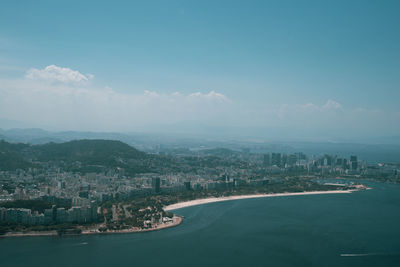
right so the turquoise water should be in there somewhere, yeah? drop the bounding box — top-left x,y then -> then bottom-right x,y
1,182 -> 400,267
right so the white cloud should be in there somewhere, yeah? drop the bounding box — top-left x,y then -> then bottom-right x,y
188,90 -> 229,102
26,65 -> 93,83
142,90 -> 229,103
323,99 -> 342,110
1,65 -> 398,138
298,99 -> 342,111
0,69 -> 231,131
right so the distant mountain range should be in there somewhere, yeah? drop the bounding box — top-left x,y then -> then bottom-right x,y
1,128 -> 400,163
1,127 -> 400,145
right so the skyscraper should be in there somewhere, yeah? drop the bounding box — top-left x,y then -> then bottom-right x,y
271,153 -> 281,167
350,156 -> 358,170
263,154 -> 270,167
152,177 -> 161,193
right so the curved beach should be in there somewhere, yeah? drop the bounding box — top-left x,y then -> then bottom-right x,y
164,190 -> 356,211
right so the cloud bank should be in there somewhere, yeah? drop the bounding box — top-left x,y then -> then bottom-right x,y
1,65 -> 232,132
0,65 -> 399,139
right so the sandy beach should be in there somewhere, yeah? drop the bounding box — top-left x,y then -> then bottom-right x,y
164,190 -> 356,211
3,189 -> 365,238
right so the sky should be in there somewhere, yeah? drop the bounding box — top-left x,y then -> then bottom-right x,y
0,0 -> 399,141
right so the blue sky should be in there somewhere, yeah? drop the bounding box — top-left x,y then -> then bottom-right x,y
0,0 -> 399,140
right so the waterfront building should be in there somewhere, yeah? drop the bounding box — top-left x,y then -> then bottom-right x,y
90,201 -> 98,222
29,213 -> 45,225
3,208 -> 31,224
0,207 -> 5,222
67,207 -> 79,223
44,208 -> 53,224
56,208 -> 66,224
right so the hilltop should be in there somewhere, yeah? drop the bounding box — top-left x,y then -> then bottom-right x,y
0,139 -> 171,175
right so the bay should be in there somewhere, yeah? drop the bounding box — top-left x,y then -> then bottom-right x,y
1,181 -> 399,267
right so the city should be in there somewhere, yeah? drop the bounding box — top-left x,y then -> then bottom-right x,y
1,138 -> 396,234
1,1 -> 400,266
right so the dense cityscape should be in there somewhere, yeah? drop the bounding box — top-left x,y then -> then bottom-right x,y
1,1 -> 400,266
0,139 -> 397,235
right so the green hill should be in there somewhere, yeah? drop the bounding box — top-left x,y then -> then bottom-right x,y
0,140 -> 33,171
0,139 -> 169,175
35,139 -> 147,162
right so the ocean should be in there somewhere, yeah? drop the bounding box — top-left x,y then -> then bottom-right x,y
1,181 -> 399,267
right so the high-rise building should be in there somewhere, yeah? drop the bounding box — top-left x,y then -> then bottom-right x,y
288,154 -> 297,166
343,158 -> 349,169
350,155 -> 358,170
90,201 -> 98,222
271,153 -> 281,167
325,155 -> 332,166
184,181 -> 191,190
263,154 -> 271,166
281,154 -> 288,168
296,152 -> 307,160
0,207 -> 5,222
152,177 -> 161,193
44,208 -> 53,224
72,197 -> 90,207
56,208 -> 66,224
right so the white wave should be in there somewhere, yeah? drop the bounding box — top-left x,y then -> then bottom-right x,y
341,252 -> 400,257
341,253 -> 371,257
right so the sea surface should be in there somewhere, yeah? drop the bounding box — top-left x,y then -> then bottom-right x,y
1,181 -> 400,267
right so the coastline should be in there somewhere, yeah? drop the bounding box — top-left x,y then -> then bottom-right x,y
164,189 -> 358,211
2,188 -> 366,238
1,215 -> 182,238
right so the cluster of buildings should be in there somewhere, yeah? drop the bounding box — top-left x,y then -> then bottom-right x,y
0,199 -> 98,225
0,150 -> 399,227
262,153 -> 363,174
263,152 -> 308,168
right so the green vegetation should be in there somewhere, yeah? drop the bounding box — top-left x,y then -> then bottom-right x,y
98,178 -> 350,231
0,140 -> 33,171
0,139 -> 177,175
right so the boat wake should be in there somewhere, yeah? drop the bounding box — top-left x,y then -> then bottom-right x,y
341,253 -> 374,257
341,252 -> 400,257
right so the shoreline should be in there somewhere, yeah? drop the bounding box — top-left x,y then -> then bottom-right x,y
2,187 -> 367,238
164,189 -> 359,211
1,215 -> 182,238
